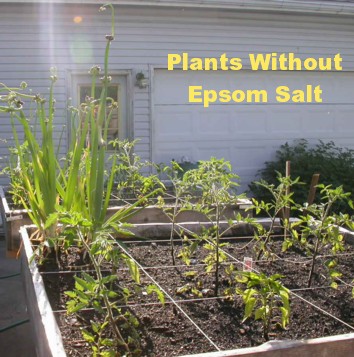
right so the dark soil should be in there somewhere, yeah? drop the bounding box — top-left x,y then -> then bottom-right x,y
39,238 -> 354,356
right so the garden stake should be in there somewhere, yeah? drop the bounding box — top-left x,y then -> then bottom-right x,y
307,173 -> 320,205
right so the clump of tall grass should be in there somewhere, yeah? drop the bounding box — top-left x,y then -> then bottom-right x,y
0,73 -> 59,242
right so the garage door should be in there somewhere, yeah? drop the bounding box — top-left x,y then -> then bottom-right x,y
152,69 -> 354,192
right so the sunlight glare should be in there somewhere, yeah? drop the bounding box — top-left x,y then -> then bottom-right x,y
73,16 -> 83,24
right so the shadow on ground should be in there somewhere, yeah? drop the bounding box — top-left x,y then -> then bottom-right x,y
0,238 -> 36,356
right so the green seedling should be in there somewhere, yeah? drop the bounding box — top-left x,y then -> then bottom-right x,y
183,270 -> 198,279
236,271 -> 290,341
176,283 -> 203,298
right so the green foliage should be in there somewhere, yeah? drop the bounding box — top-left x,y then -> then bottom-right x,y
146,285 -> 165,305
176,269 -> 205,298
184,157 -> 239,206
177,235 -> 200,266
158,160 -> 194,265
176,282 -> 203,298
62,211 -> 163,357
175,160 -> 199,179
1,3 -> 159,253
0,3 -> 123,248
1,142 -> 31,207
111,139 -> 164,204
57,120 -> 163,356
203,236 -> 229,273
2,5 -> 164,355
249,139 -> 354,213
251,175 -> 301,260
287,184 -> 352,287
64,224 -> 140,355
0,69 -> 60,241
235,271 -> 290,341
178,158 -> 253,296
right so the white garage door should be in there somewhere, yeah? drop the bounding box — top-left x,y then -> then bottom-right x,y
152,69 -> 354,192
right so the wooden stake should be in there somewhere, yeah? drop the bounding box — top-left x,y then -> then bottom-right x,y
307,174 -> 320,205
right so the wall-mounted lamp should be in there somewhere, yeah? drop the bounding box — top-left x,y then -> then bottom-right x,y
135,72 -> 148,89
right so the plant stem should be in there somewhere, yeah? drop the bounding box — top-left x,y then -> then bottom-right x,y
264,294 -> 273,341
214,202 -> 220,296
257,215 -> 276,261
170,194 -> 178,266
307,201 -> 332,287
307,234 -> 320,287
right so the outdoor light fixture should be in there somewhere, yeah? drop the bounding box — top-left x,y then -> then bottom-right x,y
136,72 -> 148,89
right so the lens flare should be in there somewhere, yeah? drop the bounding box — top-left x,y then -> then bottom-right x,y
73,16 -> 83,24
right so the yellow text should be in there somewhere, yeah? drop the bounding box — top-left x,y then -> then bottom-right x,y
189,86 -> 268,108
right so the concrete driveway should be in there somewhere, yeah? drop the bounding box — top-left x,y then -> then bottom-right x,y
0,238 -> 36,356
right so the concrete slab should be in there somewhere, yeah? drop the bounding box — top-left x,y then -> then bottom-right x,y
0,238 -> 36,356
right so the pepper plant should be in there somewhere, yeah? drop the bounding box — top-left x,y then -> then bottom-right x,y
235,271 -> 290,341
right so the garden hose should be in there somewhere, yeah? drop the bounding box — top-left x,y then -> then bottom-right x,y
0,271 -> 28,333
0,319 -> 30,333
0,272 -> 20,279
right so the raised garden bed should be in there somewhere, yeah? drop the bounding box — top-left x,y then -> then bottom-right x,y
20,224 -> 354,357
1,185 -> 251,257
0,186 -> 32,257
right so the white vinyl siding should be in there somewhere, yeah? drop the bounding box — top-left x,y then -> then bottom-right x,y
0,3 -> 354,187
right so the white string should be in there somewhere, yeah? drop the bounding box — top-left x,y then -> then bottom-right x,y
111,233 -> 221,351
52,283 -> 350,314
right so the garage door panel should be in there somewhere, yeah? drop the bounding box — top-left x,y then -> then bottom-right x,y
333,107 -> 354,134
232,146 -> 272,170
304,108 -> 335,132
154,108 -> 194,139
333,76 -> 354,98
198,111 -> 231,135
231,109 -> 268,134
267,108 -> 302,133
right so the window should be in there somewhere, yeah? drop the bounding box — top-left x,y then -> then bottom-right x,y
70,74 -> 129,149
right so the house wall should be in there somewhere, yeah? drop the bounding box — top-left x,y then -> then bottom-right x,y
1,3 -> 354,188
